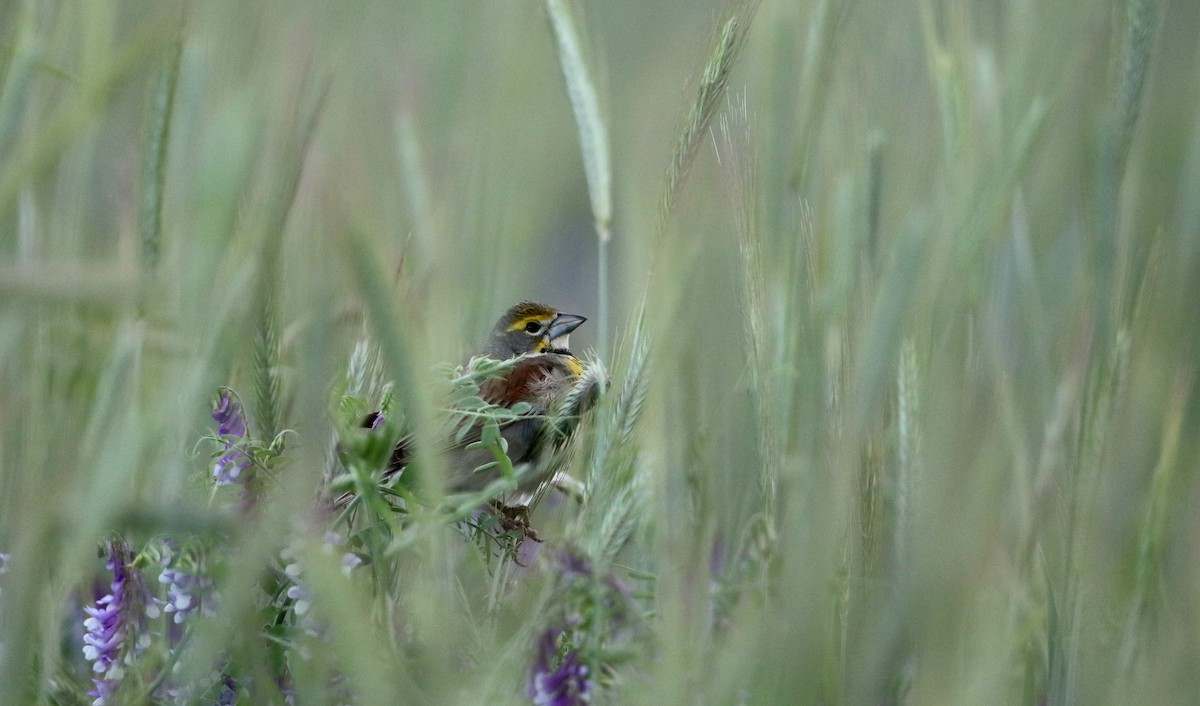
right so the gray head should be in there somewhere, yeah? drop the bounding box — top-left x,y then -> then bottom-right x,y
482,301 -> 586,358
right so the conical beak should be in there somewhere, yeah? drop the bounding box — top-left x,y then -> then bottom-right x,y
547,313 -> 586,348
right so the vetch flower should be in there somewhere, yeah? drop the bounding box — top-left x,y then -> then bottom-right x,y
159,565 -> 216,625
283,565 -> 311,619
212,389 -> 253,485
340,552 -> 364,576
526,548 -> 637,704
554,547 -> 631,629
280,544 -> 321,638
218,675 -> 238,705
82,541 -> 152,706
280,531 -> 360,640
528,628 -> 591,706
556,548 -> 593,580
158,540 -> 217,616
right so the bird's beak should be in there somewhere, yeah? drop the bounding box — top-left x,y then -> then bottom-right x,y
547,313 -> 586,349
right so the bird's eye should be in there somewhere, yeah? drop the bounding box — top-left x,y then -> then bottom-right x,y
524,321 -> 542,334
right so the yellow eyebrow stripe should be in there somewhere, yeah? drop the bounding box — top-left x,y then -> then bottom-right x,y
508,315 -> 547,332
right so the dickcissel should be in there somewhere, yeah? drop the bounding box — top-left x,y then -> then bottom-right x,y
355,301 -> 594,501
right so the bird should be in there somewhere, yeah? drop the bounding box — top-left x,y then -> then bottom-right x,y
347,301 -> 597,504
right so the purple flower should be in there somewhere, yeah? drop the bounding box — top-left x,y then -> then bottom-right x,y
159,565 -> 215,624
556,549 -> 593,579
281,545 -> 321,638
212,390 -> 253,485
554,548 -> 630,627
340,551 -> 364,576
528,629 -> 591,706
83,542 -> 151,706
218,676 -> 238,705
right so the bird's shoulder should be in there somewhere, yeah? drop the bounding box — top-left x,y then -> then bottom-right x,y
475,352 -> 583,409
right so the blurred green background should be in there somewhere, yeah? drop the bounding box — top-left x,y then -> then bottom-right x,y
2,0 -> 1200,703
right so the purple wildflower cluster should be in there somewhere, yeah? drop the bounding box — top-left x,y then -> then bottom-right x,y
212,389 -> 253,485
556,549 -> 631,627
281,532 -> 362,639
526,549 -> 637,705
281,555 -> 313,629
159,562 -> 216,625
82,542 -> 152,706
529,628 -> 591,706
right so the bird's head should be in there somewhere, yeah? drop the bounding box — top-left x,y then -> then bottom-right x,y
484,301 -> 586,358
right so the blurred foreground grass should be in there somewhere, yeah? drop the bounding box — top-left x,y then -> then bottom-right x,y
1,0 -> 1199,704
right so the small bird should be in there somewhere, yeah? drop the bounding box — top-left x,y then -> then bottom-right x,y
354,301 -> 595,501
